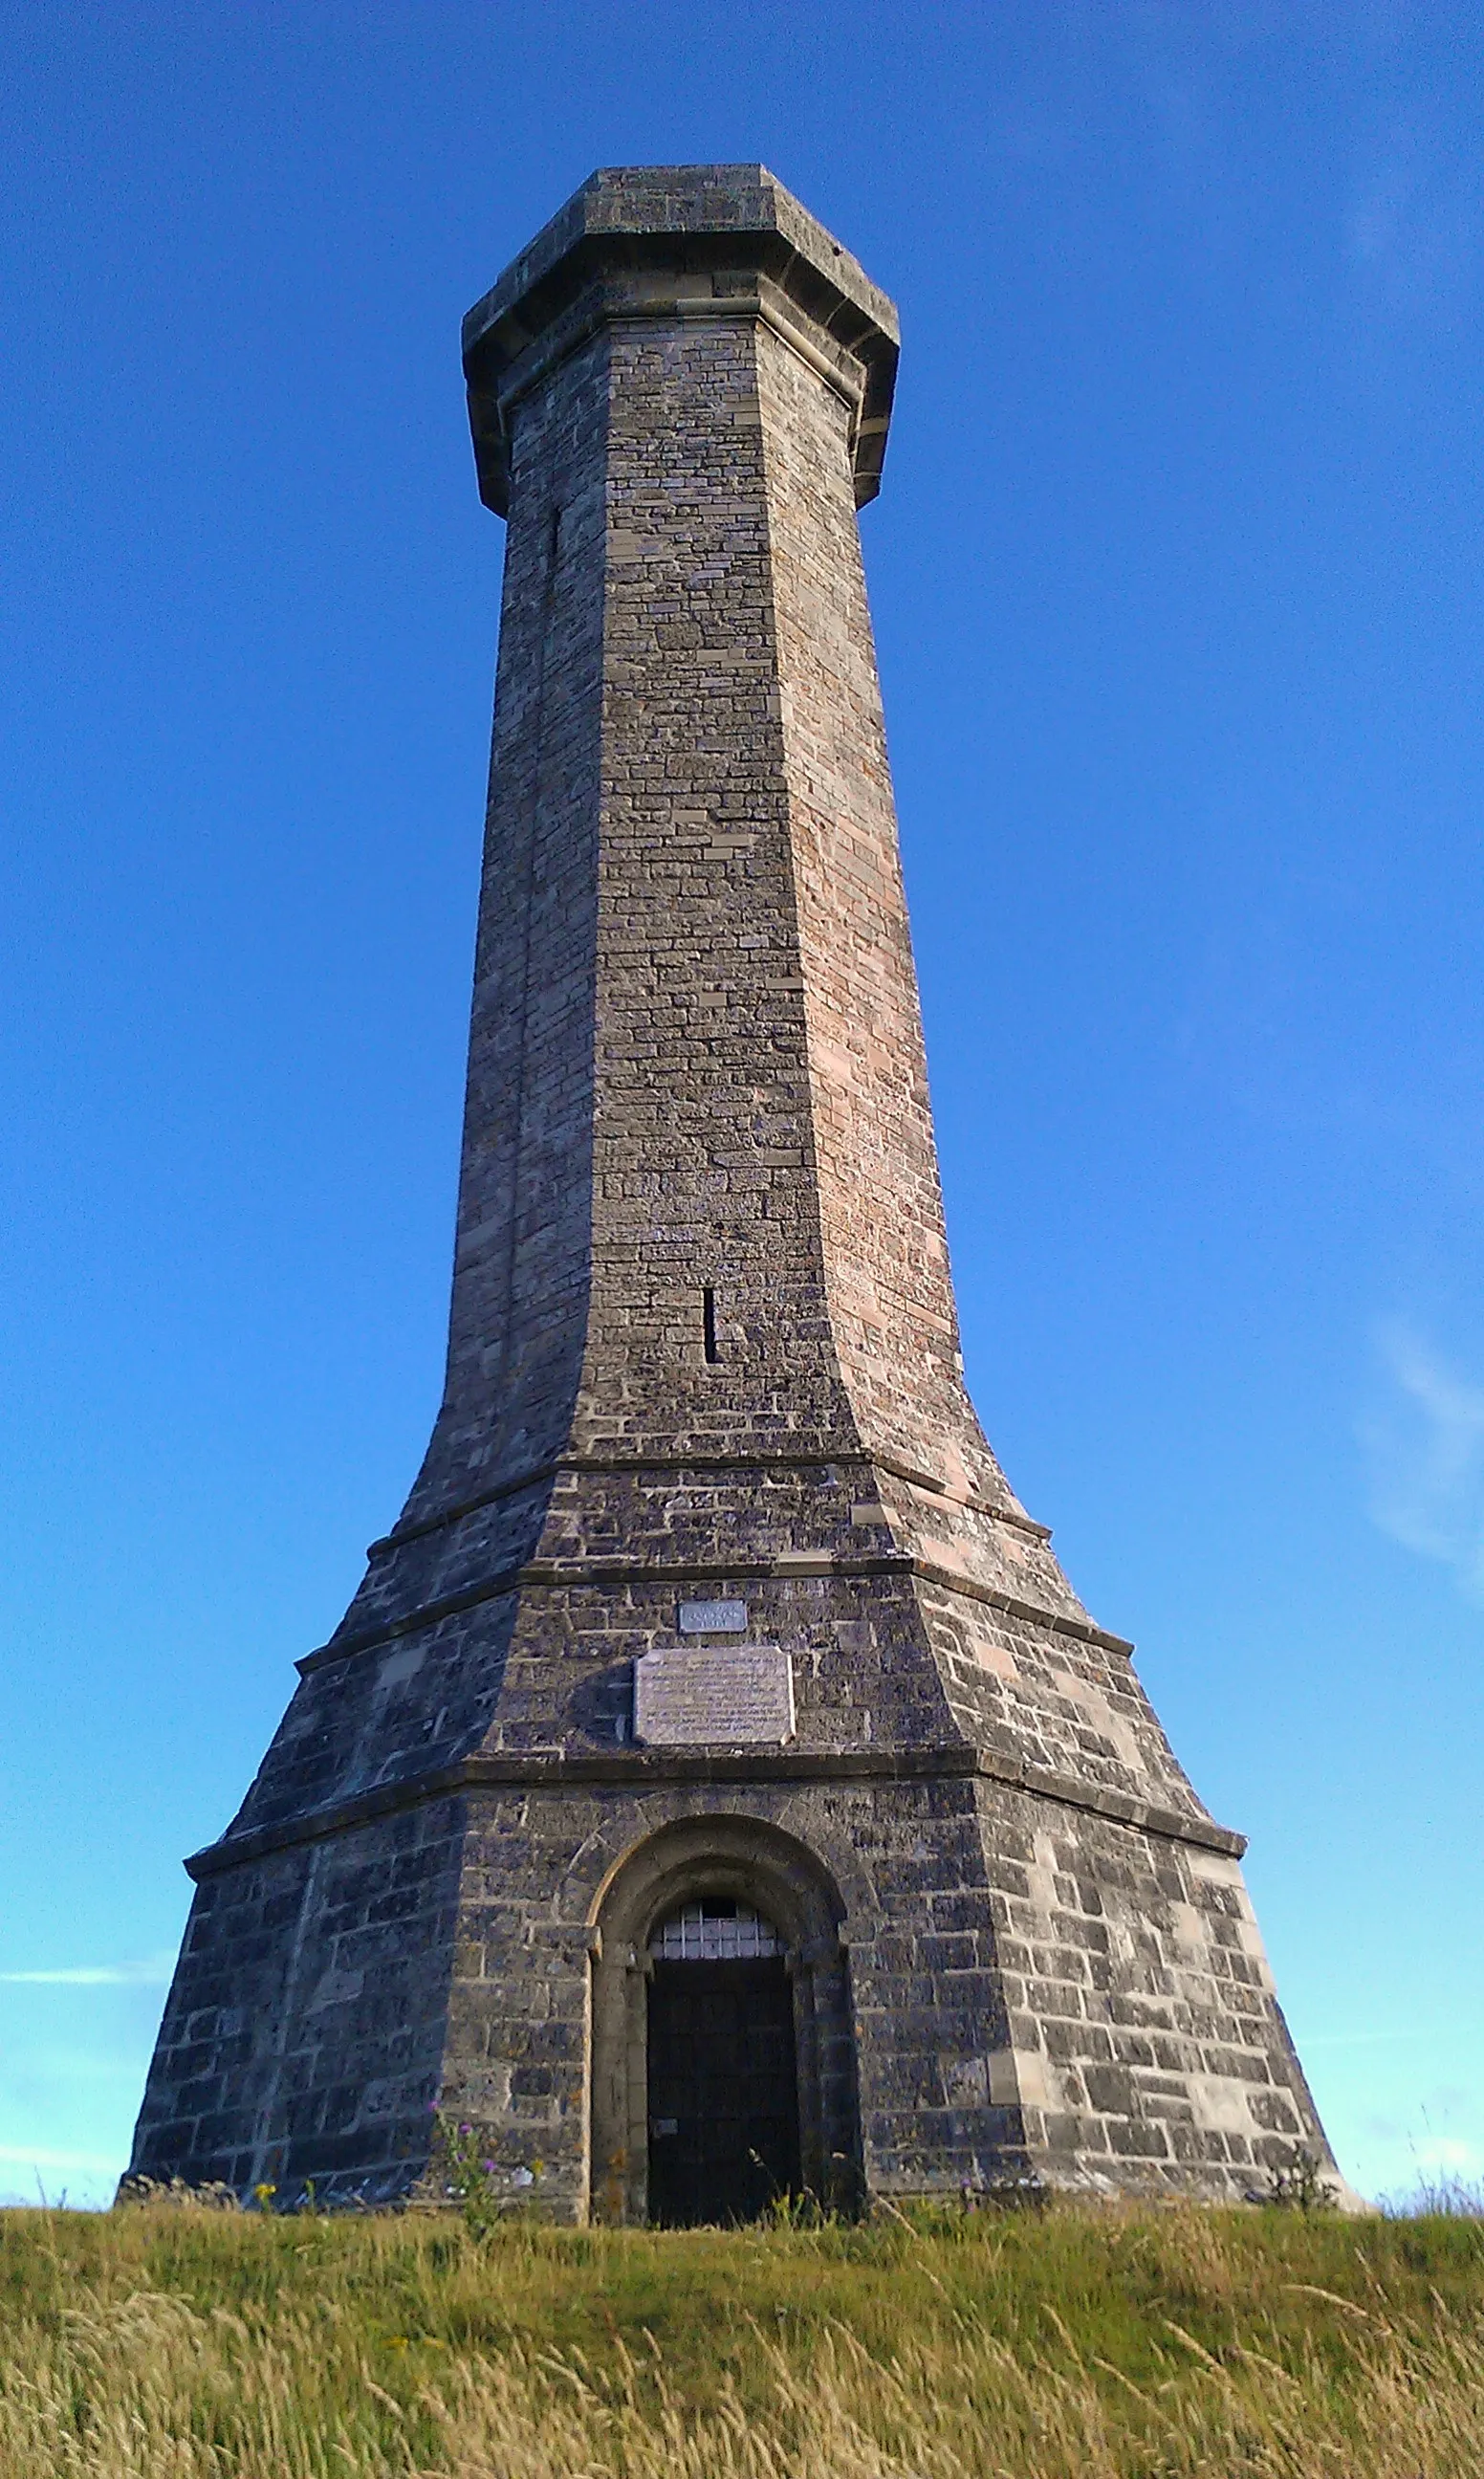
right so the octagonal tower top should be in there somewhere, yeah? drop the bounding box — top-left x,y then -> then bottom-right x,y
462,164 -> 900,516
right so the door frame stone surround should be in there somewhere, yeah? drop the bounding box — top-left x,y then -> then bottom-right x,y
587,1814 -> 861,2225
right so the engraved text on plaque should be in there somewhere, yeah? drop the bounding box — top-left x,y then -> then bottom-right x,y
678,1598 -> 748,1634
633,1647 -> 796,1746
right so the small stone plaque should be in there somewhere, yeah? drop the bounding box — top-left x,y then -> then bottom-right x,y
634,1647 -> 795,1746
678,1597 -> 748,1634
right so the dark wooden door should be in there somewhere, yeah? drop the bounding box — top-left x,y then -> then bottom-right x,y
646,1956 -> 800,2227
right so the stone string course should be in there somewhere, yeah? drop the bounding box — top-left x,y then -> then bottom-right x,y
128,165 -> 1339,2215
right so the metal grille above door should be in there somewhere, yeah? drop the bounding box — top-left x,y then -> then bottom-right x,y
649,1899 -> 782,1963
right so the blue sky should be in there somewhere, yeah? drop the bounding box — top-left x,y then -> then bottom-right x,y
2,1 -> 1480,2207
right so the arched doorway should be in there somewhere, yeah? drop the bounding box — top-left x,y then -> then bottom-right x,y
645,1898 -> 800,2227
587,1815 -> 862,2227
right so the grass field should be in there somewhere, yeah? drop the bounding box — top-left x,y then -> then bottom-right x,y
2,2195 -> 1482,2475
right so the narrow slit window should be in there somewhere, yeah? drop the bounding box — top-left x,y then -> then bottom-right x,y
703,1286 -> 720,1364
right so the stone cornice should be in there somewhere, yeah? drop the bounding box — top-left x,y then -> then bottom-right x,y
366,1446 -> 1052,1561
462,165 -> 899,515
186,1742 -> 1245,1883
298,1548 -> 1133,1678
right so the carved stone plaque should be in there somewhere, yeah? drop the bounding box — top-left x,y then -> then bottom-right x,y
634,1647 -> 795,1746
678,1597 -> 748,1634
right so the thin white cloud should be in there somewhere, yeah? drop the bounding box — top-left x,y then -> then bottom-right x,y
0,1956 -> 173,1988
1346,112 -> 1482,320
1300,2028 -> 1432,2048
0,2143 -> 123,2175
1362,1321 -> 1484,1602
1401,2135 -> 1483,2179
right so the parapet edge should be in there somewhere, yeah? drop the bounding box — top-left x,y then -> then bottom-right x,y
462,164 -> 899,516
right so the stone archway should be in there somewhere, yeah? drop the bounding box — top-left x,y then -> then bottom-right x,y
587,1815 -> 862,2226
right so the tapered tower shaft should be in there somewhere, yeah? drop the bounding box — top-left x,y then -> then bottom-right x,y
412,170 -> 1002,1526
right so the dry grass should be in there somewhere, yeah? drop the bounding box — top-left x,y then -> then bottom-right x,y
1,2196 -> 1481,2475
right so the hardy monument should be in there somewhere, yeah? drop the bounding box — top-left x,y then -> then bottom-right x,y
129,166 -> 1339,2220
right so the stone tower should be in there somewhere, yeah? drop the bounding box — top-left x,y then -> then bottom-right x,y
129,166 -> 1340,2219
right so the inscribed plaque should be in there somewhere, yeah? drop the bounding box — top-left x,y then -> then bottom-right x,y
634,1647 -> 795,1746
678,1597 -> 748,1634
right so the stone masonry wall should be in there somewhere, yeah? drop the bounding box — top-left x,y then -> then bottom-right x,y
755,312 -> 1014,1510
432,1764 -> 1327,2208
572,308 -> 860,1459
972,1781 -> 1328,2195
400,323 -> 610,1525
129,1797 -> 466,2201
134,1758 -> 1320,2210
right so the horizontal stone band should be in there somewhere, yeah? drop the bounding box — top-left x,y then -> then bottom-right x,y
297,1550 -> 1133,1677
185,1740 -> 1245,1883
365,1450 -> 1053,1561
